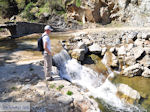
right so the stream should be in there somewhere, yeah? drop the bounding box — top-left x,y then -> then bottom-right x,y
0,33 -> 149,112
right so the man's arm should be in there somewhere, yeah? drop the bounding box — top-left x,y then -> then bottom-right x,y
44,42 -> 51,55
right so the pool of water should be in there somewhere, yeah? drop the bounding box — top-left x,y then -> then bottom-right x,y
112,75 -> 150,112
0,33 -> 70,65
89,54 -> 150,112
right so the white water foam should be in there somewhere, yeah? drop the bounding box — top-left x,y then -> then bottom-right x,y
53,50 -> 143,112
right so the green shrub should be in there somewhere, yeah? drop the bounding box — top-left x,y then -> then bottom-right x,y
36,2 -> 50,17
67,90 -> 73,96
11,86 -> 17,90
76,0 -> 81,7
57,85 -> 64,91
22,2 -> 36,20
49,84 -> 55,89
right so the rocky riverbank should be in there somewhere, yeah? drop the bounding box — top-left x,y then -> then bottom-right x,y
0,60 -> 99,112
61,28 -> 150,78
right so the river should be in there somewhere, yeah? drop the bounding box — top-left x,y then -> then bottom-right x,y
0,33 -> 150,112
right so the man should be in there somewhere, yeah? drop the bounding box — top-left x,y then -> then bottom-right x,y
42,25 -> 53,81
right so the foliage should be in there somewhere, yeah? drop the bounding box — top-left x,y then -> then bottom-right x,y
0,28 -> 3,32
15,0 -> 26,11
49,0 -> 66,15
76,0 -> 81,7
0,0 -> 18,18
11,86 -> 17,90
57,85 -> 64,91
22,2 -> 36,21
36,2 -> 50,17
49,84 -> 56,89
67,90 -> 73,95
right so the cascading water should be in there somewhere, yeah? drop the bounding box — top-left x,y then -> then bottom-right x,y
53,50 -> 144,112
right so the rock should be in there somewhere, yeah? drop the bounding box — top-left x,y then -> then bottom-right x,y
101,47 -> 107,56
111,54 -> 119,68
118,0 -> 128,9
139,55 -> 150,68
10,16 -> 16,21
100,7 -> 111,25
126,43 -> 134,51
117,83 -> 141,104
71,49 -> 86,61
133,46 -> 146,61
76,42 -> 87,49
118,46 -> 126,56
142,67 -> 150,78
123,63 -> 143,77
145,34 -> 150,40
89,43 -> 102,53
74,100 -> 91,112
21,84 -> 31,91
110,47 -> 117,56
33,82 -> 48,95
30,7 -> 39,14
127,32 -> 138,41
137,32 -> 142,39
125,56 -> 136,66
110,47 -> 115,53
57,95 -> 73,105
82,39 -> 93,46
144,47 -> 150,56
134,39 -> 144,46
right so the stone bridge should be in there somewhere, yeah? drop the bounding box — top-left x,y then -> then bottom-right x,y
0,22 -> 46,38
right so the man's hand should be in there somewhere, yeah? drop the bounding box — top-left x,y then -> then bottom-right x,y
44,42 -> 51,55
48,51 -> 51,55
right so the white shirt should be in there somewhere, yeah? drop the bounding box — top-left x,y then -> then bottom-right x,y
42,32 -> 51,54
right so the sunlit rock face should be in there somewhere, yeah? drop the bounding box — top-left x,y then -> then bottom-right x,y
65,0 -> 150,26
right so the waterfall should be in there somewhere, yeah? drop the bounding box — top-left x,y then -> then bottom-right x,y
53,50 -> 143,112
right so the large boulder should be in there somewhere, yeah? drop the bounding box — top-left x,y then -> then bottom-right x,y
117,83 -> 141,104
123,63 -> 143,77
142,67 -> 150,78
71,49 -> 86,61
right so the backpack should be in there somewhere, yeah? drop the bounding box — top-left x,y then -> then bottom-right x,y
37,35 -> 45,51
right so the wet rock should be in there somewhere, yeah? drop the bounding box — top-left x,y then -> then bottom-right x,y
142,67 -> 150,78
76,42 -> 86,49
123,63 -> 143,77
71,49 -> 86,61
117,83 -> 141,104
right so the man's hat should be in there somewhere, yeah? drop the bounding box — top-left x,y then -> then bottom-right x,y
44,25 -> 53,31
